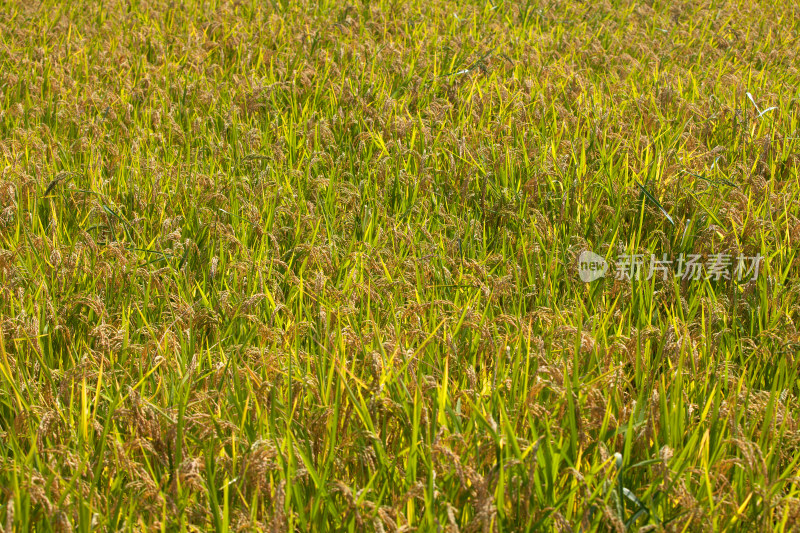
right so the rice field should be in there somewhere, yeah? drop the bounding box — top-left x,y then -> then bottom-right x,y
1,0 -> 800,530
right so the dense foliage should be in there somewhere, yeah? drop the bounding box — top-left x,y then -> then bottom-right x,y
1,0 -> 800,530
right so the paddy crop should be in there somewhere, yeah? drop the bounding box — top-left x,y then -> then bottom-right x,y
1,0 -> 800,530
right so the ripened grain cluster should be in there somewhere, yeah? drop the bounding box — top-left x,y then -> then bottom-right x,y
1,0 -> 800,530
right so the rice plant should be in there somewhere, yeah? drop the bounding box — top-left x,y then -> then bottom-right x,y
0,0 -> 799,530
